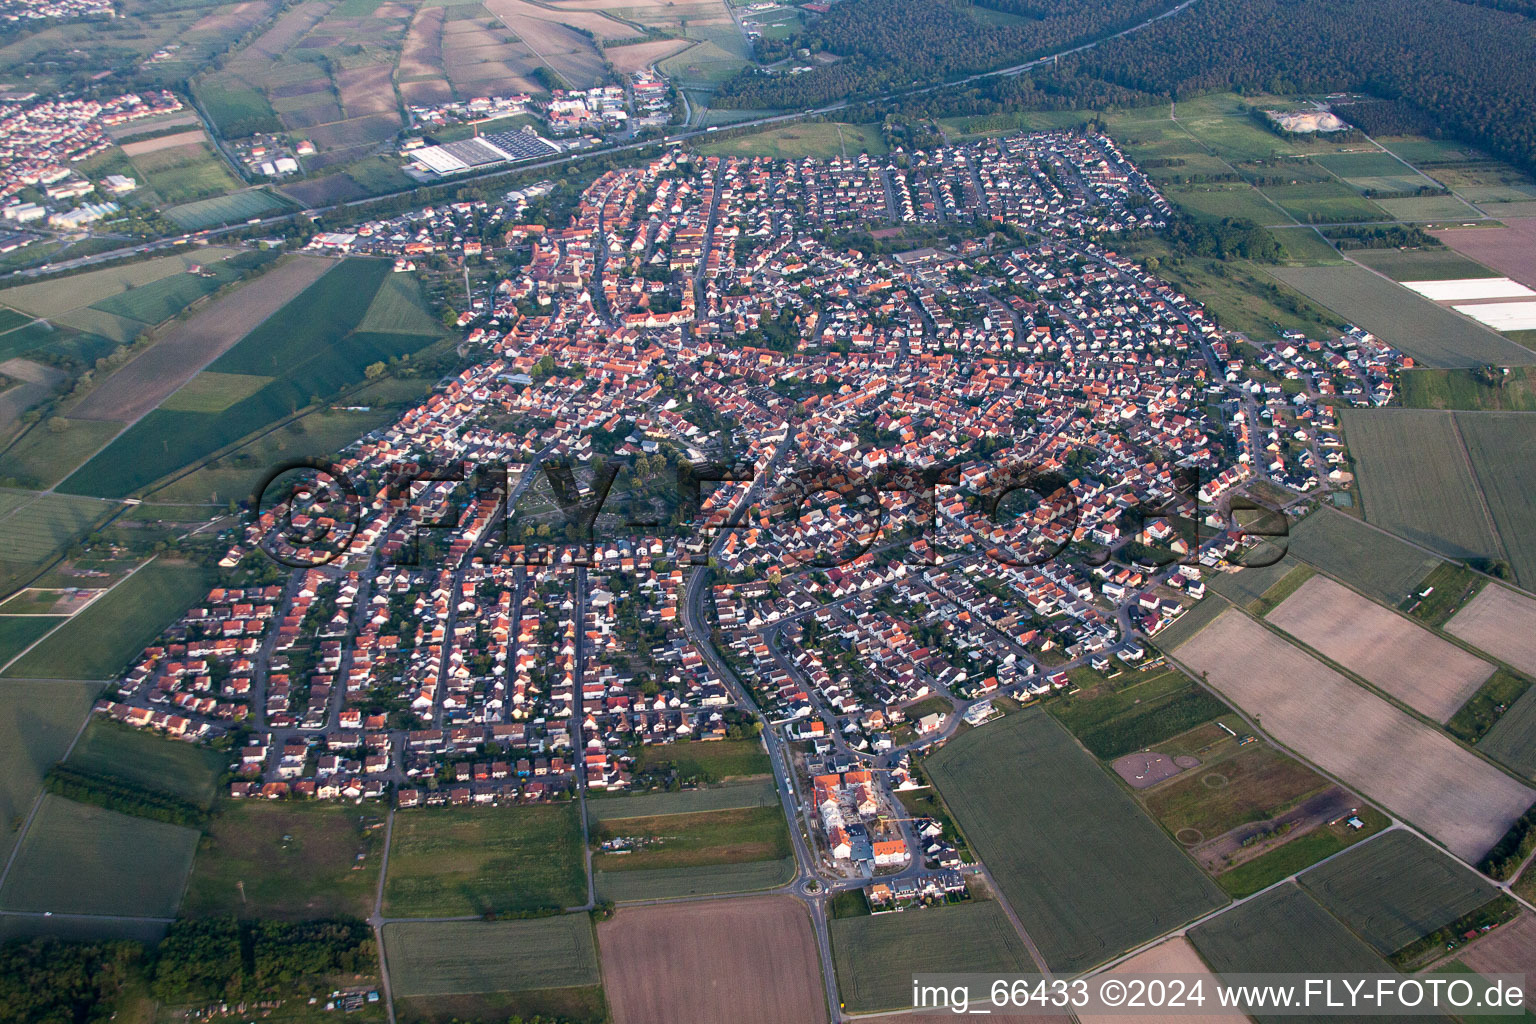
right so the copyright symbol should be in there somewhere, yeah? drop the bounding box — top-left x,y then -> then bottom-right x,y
1100,979 -> 1126,1007
252,459 -> 362,568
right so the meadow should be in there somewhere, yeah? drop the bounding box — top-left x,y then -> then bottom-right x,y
594,857 -> 794,902
1402,366 -> 1536,412
383,915 -> 600,996
65,717 -> 227,807
1143,742 -> 1331,847
2,561 -> 212,681
382,802 -> 586,917
1214,807 -> 1389,898
700,122 -> 888,160
633,736 -> 770,781
1298,830 -> 1500,957
586,777 -> 776,820
927,708 -> 1226,973
1046,668 -> 1230,760
60,258 -> 442,498
0,795 -> 199,917
828,900 -> 1032,1013
591,804 -> 790,872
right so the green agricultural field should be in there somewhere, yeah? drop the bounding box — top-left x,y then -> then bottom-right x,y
166,190 -> 291,231
1298,830 -> 1500,958
359,271 -> 452,336
158,372 -> 275,414
384,915 -> 600,997
60,259 -> 442,498
1144,743 -> 1332,846
129,142 -> 243,205
1342,409 -> 1504,564
0,795 -> 199,917
1287,508 -> 1444,606
1313,150 -> 1422,181
1477,685 -> 1536,780
0,491 -> 118,596
0,915 -> 170,945
1152,593 -> 1230,650
1402,367 -> 1536,412
634,737 -> 770,781
927,708 -> 1226,973
1381,138 -> 1488,164
3,561 -> 212,680
0,250 -> 238,318
1207,559 -> 1304,612
0,616 -> 62,665
594,857 -> 794,902
1271,227 -> 1344,264
700,122 -> 888,160
65,717 -> 227,808
1189,884 -> 1435,1024
184,800 -> 385,920
1262,181 -> 1387,223
87,251 -> 276,325
592,804 -> 790,873
1047,669 -> 1230,760
0,679 -> 98,862
1268,265 -> 1534,367
0,420 -> 125,490
1348,247 -> 1500,282
383,802 -> 586,917
1457,412 -> 1536,590
0,321 -> 116,365
1215,807 -> 1389,898
829,900 -> 1032,1013
586,777 -> 776,820
1165,183 -> 1285,224
1376,195 -> 1485,221
193,80 -> 282,137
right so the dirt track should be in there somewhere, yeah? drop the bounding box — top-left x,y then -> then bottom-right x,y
68,256 -> 332,424
1176,609 -> 1535,863
600,896 -> 824,1024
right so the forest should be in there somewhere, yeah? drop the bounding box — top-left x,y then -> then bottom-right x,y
718,0 -> 1536,176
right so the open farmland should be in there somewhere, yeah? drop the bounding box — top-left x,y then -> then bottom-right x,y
1266,574 -> 1494,721
1286,508 -> 1443,606
184,800 -> 384,920
166,190 -> 291,230
65,717 -> 226,808
828,900 -> 1033,1014
587,778 -> 776,820
594,858 -> 793,902
0,617 -> 62,665
591,804 -> 791,872
1175,609 -> 1536,862
382,802 -> 585,917
1142,741 -> 1333,849
927,708 -> 1226,973
600,896 -> 824,1024
1436,219 -> 1536,290
1460,913 -> 1536,1006
1188,883 -> 1436,1024
1342,409 -> 1504,564
0,795 -> 199,917
0,491 -> 116,597
384,916 -> 600,996
68,256 -> 333,425
0,249 -> 242,319
1077,937 -> 1249,1024
60,258 -> 441,499
1298,829 -> 1500,957
1448,585 -> 1536,677
1268,264 -> 1535,367
1402,366 -> 1536,412
1477,687 -> 1536,781
1456,412 -> 1536,589
0,680 -> 98,863
1046,667 -> 1230,759
1350,247 -> 1500,282
3,561 -> 211,681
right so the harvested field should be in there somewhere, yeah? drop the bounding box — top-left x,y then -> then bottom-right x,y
1342,409 -> 1503,564
604,38 -> 689,74
1268,264 -> 1535,367
1267,574 -> 1494,722
1446,585 -> 1536,677
1460,912 -> 1536,1006
483,0 -> 609,86
829,901 -> 1033,1014
120,129 -> 209,155
337,64 -> 402,119
1112,751 -> 1197,788
927,708 -> 1226,973
1078,937 -> 1249,1024
67,256 -> 333,425
1175,609 -> 1535,862
1436,219 -> 1536,290
1298,829 -> 1498,957
600,896 -> 823,1024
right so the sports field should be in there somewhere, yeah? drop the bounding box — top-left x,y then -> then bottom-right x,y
927,708 -> 1226,973
601,896 -> 824,1024
828,900 -> 1032,1013
382,802 -> 586,917
183,800 -> 384,919
384,915 -> 600,997
3,561 -> 212,680
1266,574 -> 1494,722
65,717 -> 227,807
166,190 -> 290,231
1298,830 -> 1499,957
1269,264 -> 1535,367
0,679 -> 98,862
0,794 -> 199,917
1176,609 -> 1535,862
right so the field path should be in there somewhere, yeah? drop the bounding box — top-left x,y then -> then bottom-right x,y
370,808 -> 399,1024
